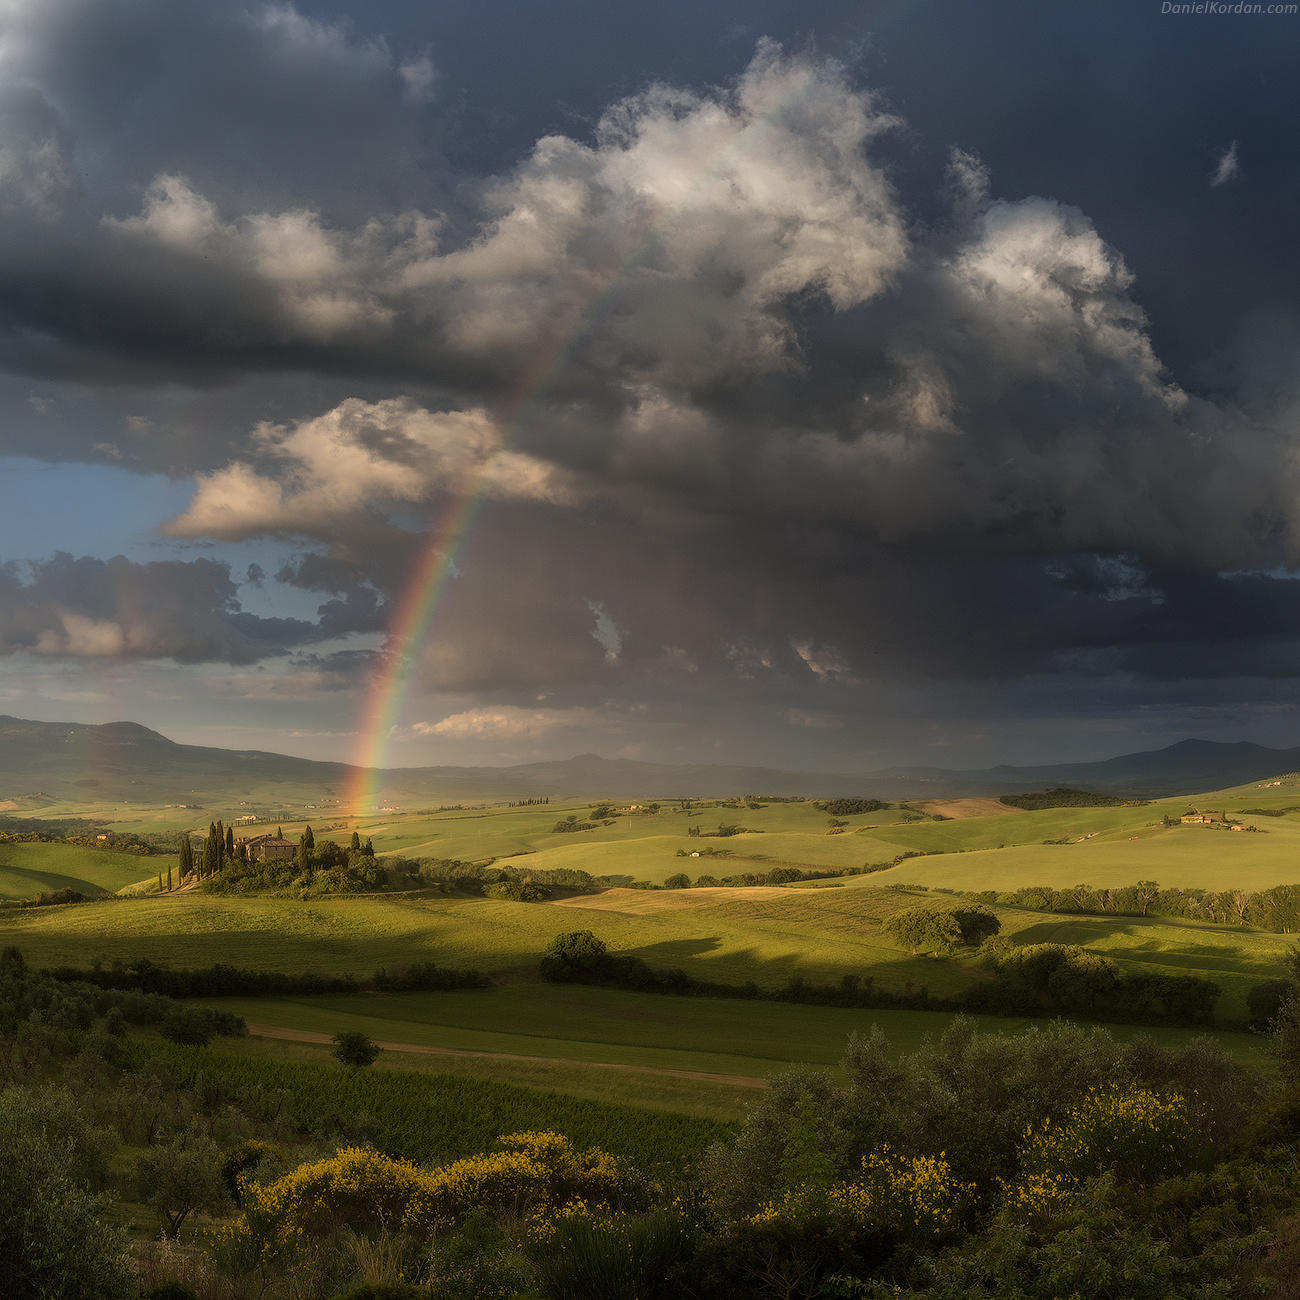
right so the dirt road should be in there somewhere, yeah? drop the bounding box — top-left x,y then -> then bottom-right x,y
244,1020 -> 771,1090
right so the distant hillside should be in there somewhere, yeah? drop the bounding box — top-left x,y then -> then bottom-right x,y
880,739 -> 1300,800
1,715 -> 1298,808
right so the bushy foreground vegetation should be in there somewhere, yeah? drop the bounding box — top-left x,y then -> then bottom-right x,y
10,922 -> 1300,1299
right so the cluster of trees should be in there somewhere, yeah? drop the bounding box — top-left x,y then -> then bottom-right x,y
812,797 -> 888,815
552,813 -> 602,833
198,825 -> 390,896
416,857 -> 602,899
658,850 -> 940,888
50,956 -> 489,999
537,930 -> 1221,1027
883,904 -> 1002,955
970,939 -> 1221,1023
998,786 -> 1139,810
0,816 -> 161,857
967,879 -> 1300,932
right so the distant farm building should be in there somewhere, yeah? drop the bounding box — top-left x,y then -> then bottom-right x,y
239,834 -> 297,862
1181,810 -> 1228,825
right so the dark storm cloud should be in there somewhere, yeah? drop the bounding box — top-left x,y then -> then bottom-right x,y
0,553 -> 324,663
0,0 -> 1298,735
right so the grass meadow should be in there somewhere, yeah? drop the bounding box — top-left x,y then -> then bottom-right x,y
5,782 -> 1297,1128
0,840 -> 157,898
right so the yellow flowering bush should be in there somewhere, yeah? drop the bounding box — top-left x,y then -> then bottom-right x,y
221,1130 -> 640,1268
996,1085 -> 1205,1225
1018,1085 -> 1202,1184
831,1147 -> 970,1240
411,1130 -> 636,1226
745,1146 -> 971,1246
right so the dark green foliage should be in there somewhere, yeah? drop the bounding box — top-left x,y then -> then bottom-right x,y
999,787 -> 1136,810
663,872 -> 692,889
0,1088 -> 136,1300
813,799 -> 888,816
0,949 -> 246,1043
220,1138 -> 277,1204
54,957 -> 489,998
1247,978 -> 1291,1030
949,904 -> 1001,946
526,1205 -> 698,1300
143,1284 -> 200,1300
706,1017 -> 1256,1217
976,941 -> 1221,1024
424,1211 -> 531,1299
764,866 -> 802,885
332,1030 -> 381,1068
540,930 -> 610,980
882,907 -> 963,955
136,1128 -> 227,1233
486,878 -> 551,902
330,1287 -> 426,1300
160,1008 -> 216,1046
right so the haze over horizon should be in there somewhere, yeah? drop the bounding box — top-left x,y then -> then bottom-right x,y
0,0 -> 1297,772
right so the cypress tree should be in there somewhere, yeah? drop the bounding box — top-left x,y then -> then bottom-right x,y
167,865 -> 173,890
224,825 -> 234,858
276,826 -> 284,840
363,837 -> 374,855
303,825 -> 315,851
203,825 -> 219,878
350,831 -> 361,851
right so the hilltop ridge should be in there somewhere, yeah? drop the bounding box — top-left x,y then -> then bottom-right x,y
3,714 -> 1300,806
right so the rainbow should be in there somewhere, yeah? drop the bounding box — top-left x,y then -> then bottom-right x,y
343,36 -> 891,812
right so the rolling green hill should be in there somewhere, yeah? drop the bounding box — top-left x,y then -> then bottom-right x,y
0,841 -> 156,898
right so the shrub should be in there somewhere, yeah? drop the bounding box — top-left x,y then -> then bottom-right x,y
1016,1085 -> 1204,1186
137,1128 -> 228,1234
142,1284 -> 200,1300
525,1203 -> 695,1300
332,1031 -> 381,1068
539,930 -> 610,981
0,1088 -> 136,1300
228,1132 -> 642,1257
161,1008 -> 216,1046
1248,978 -> 1292,1031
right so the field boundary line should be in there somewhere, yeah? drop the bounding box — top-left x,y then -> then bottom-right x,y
243,1020 -> 771,1089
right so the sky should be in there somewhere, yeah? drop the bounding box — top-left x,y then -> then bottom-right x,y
0,0 -> 1298,774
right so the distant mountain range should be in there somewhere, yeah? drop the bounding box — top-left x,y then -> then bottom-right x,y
1,715 -> 1298,809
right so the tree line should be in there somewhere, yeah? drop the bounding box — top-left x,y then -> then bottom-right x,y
967,879 -> 1300,931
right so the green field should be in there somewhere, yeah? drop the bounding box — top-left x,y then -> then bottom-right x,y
0,840 -> 156,899
5,784 -> 1297,1126
358,791 -> 1300,895
3,869 -> 1290,1022
201,980 -> 1269,1096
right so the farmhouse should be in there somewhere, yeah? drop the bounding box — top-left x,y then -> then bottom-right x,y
1181,809 -> 1228,825
238,834 -> 297,862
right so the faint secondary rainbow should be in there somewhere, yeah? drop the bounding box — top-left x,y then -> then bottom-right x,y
343,29 -> 907,812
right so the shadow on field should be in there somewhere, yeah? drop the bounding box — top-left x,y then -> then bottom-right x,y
627,937 -> 726,962
1012,918 -> 1276,975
